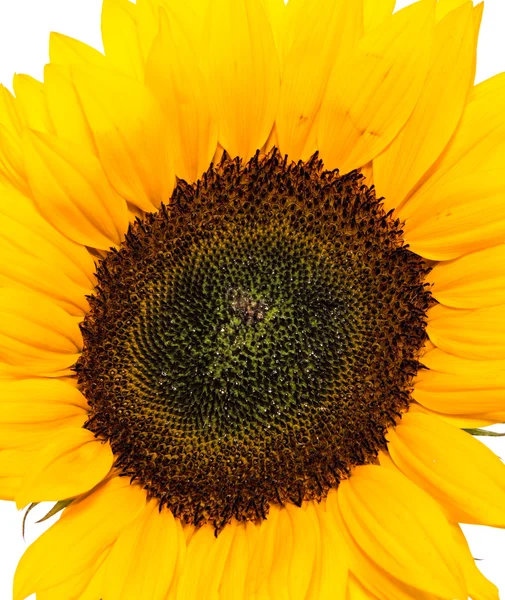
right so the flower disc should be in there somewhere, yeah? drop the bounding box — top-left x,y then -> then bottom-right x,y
77,152 -> 432,529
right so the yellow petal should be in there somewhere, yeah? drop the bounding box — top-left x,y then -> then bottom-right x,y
198,523 -> 239,599
337,465 -> 466,599
145,10 -> 218,182
0,86 -> 27,193
399,72 -> 505,260
0,84 -> 24,135
268,506 -> 292,600
328,489 -> 439,600
0,289 -> 82,375
308,500 -> 348,600
175,524 -> 219,600
203,0 -> 280,160
0,415 -> 86,451
134,0 -> 163,61
73,65 -> 174,212
23,129 -> 129,249
347,574 -> 381,600
0,476 -> 23,501
276,0 -> 362,162
430,244 -> 505,309
427,303 -> 505,360
0,448 -> 37,500
0,448 -> 36,478
415,348 -> 505,415
363,0 -> 396,32
44,64 -> 96,154
103,501 -> 182,600
244,507 -> 279,597
0,189 -> 96,290
12,75 -> 53,134
0,378 -> 87,425
49,32 -> 107,68
409,399 -> 505,429
136,0 -> 203,64
388,412 -> 505,526
76,547 -> 111,600
14,477 -> 146,600
219,522 -> 250,600
360,161 -> 373,187
0,362 -> 75,381
402,166 -> 505,261
413,406 -> 505,429
436,0 -> 471,22
339,468 -> 497,600
414,369 -> 505,417
101,0 -> 144,80
375,3 -> 477,212
272,502 -> 319,600
0,193 -> 95,315
24,133 -> 128,250
450,523 -> 499,600
36,548 -> 110,600
0,243 -> 91,316
137,0 -> 207,65
317,0 -> 435,174
0,123 -> 30,195
421,346 -> 505,375
261,0 -> 289,70
15,428 -> 113,509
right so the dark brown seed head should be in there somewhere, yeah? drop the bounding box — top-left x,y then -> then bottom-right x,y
76,150 -> 433,531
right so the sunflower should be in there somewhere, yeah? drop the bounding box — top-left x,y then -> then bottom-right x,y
1,0 -> 505,597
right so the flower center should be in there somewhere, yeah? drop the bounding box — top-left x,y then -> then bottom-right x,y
77,151 -> 432,530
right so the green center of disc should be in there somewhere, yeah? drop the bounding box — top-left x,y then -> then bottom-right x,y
77,151 -> 432,530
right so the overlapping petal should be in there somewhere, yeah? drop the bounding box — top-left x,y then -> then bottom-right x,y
49,32 -> 107,68
14,477 -> 146,600
400,72 -> 505,260
375,2 -> 478,211
23,130 -> 129,249
275,0 -> 362,162
203,0 -> 280,160
101,0 -> 144,80
414,348 -> 505,417
102,500 -> 184,600
145,10 -> 217,183
72,66 -> 174,212
430,244 -> 505,309
0,289 -> 82,376
15,427 -> 113,509
318,0 -> 435,174
44,64 -> 97,154
13,75 -> 53,134
336,465 -> 467,599
427,303 -> 505,360
0,189 -> 97,297
388,412 -> 505,526
0,379 -> 88,454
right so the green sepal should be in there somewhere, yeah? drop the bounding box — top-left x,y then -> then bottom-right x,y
22,502 -> 39,540
35,498 -> 75,524
22,498 -> 75,539
463,428 -> 505,437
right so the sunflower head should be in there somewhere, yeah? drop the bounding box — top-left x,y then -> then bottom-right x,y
1,0 -> 505,599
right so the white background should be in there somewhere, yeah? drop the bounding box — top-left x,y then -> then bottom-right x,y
0,0 -> 504,598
